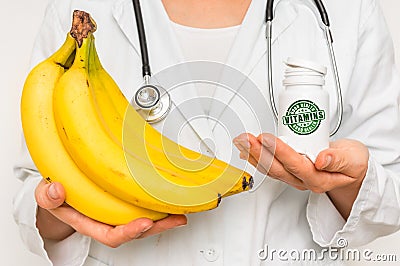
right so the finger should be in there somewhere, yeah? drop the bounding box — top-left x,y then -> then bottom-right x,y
247,153 -> 268,175
139,214 -> 187,239
258,134 -> 312,178
35,180 -> 66,210
237,147 -> 269,175
249,134 -> 306,189
258,135 -> 358,192
236,133 -> 275,172
50,205 -> 155,248
267,160 -> 306,189
315,140 -> 369,178
233,133 -> 253,151
234,133 -> 267,173
235,134 -> 307,190
234,135 -> 270,175
237,146 -> 307,189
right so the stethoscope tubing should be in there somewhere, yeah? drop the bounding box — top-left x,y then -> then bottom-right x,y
132,0 -> 151,78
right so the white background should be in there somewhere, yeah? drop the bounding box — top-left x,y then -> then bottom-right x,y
0,0 -> 399,265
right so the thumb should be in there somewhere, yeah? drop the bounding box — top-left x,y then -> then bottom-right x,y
35,180 -> 66,210
315,139 -> 369,179
315,149 -> 347,172
315,149 -> 360,178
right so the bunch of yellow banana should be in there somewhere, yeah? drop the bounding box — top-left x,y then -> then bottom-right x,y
21,10 -> 252,225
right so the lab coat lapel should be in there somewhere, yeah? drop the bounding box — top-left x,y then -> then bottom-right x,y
112,0 -> 216,152
111,0 -> 181,73
208,0 -> 298,126
227,0 -> 297,73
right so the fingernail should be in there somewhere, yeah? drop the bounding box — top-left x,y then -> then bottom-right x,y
261,135 -> 274,148
141,224 -> 153,234
323,155 -> 332,169
134,224 -> 152,239
233,141 -> 244,151
174,224 -> 187,228
233,138 -> 250,150
239,151 -> 248,160
48,183 -> 59,200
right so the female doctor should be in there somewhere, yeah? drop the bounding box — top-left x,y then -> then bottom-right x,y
13,0 -> 400,265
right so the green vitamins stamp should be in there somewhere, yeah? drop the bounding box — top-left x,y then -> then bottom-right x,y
282,100 -> 326,135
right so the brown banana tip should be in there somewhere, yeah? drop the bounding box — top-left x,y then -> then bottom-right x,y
242,176 -> 248,190
242,176 -> 254,190
249,176 -> 254,190
69,10 -> 97,47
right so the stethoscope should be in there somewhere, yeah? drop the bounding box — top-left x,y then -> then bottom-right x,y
131,0 -> 343,136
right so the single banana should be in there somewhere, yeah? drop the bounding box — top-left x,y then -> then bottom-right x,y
21,15 -> 167,225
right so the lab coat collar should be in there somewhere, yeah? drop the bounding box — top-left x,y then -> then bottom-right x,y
226,0 -> 297,73
112,0 -> 181,72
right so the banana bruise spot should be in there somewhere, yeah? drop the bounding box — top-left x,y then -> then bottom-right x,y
70,10 -> 97,47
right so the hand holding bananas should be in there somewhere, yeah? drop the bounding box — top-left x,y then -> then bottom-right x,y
34,179 -> 187,246
21,9 -> 252,234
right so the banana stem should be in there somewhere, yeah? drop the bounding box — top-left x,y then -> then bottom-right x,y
49,35 -> 76,68
69,10 -> 97,47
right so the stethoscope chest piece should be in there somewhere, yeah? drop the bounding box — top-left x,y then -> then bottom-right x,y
133,84 -> 171,124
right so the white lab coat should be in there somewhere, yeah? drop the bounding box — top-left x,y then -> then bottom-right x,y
13,0 -> 400,265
